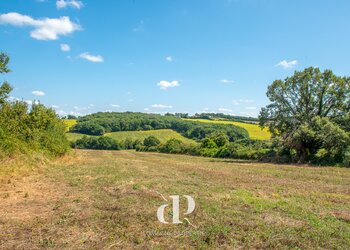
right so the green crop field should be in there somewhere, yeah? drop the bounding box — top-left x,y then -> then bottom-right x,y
2,150 -> 349,249
183,118 -> 271,140
66,129 -> 197,144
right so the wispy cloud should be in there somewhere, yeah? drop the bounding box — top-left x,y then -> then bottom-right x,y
157,80 -> 179,90
151,104 -> 173,109
32,90 -> 45,96
276,60 -> 298,69
220,79 -> 234,84
232,99 -> 254,105
246,106 -> 257,110
218,108 -> 233,113
110,104 -> 120,108
79,52 -> 104,63
0,12 -> 80,40
133,20 -> 144,32
56,0 -> 84,9
165,56 -> 173,62
60,43 -> 70,52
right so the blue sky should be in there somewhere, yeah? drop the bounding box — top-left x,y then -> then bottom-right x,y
1,0 -> 350,117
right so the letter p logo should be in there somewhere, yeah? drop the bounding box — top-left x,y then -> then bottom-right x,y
157,195 -> 195,224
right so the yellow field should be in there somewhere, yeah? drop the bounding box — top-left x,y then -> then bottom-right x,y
62,119 -> 77,132
183,118 -> 271,140
66,129 -> 197,144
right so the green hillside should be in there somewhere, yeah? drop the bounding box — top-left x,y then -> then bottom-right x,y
182,118 -> 271,140
66,129 -> 197,145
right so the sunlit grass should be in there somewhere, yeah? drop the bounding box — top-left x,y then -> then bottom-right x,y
182,118 -> 271,140
66,129 -> 197,144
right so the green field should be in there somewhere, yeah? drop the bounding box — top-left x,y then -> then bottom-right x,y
183,118 -> 271,140
1,150 -> 349,249
66,129 -> 197,144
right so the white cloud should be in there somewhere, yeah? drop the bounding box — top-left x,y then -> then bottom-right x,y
52,105 -> 60,108
276,60 -> 298,69
151,104 -> 173,109
32,90 -> 45,96
246,106 -> 257,110
110,104 -> 120,108
73,105 -> 94,111
60,43 -> 70,52
220,79 -> 234,84
79,52 -> 104,63
0,12 -> 80,40
56,0 -> 84,9
56,110 -> 67,116
157,80 -> 179,90
165,56 -> 173,62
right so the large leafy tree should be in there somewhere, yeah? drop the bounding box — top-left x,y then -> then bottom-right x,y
259,67 -> 350,163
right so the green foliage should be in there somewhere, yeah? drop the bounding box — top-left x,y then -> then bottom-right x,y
159,138 -> 185,154
343,147 -> 350,167
0,52 -> 69,158
73,136 -> 120,150
69,112 -> 249,142
0,102 -> 70,157
70,121 -> 105,135
143,136 -> 161,147
260,67 -> 350,165
210,132 -> 229,147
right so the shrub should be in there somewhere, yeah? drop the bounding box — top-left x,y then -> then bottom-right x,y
0,101 -> 70,157
70,122 -> 105,136
343,147 -> 350,167
159,138 -> 185,154
73,136 -> 120,150
143,136 -> 161,147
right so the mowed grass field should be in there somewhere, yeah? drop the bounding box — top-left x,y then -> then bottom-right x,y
1,150 -> 349,249
183,118 -> 271,140
66,129 -> 197,144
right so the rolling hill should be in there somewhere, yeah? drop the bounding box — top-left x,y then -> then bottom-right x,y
182,118 -> 271,140
66,129 -> 197,145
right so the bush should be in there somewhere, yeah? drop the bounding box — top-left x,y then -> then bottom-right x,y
73,136 -> 120,150
70,122 -> 105,136
0,101 -> 70,157
159,138 -> 185,154
144,136 -> 161,147
343,147 -> 350,167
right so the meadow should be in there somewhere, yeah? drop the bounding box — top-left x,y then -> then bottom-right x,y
183,118 -> 271,140
1,150 -> 349,249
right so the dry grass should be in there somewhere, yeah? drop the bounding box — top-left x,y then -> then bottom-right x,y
1,150 -> 350,249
